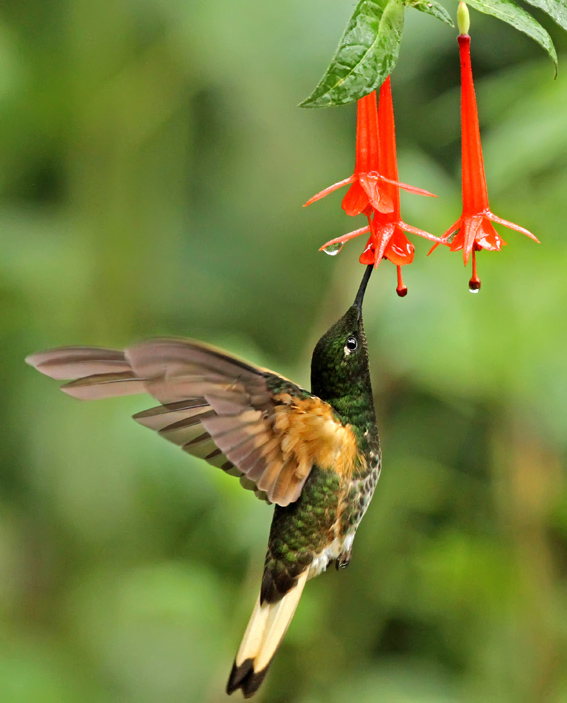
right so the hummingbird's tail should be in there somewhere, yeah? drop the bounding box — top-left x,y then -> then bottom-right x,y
227,569 -> 309,698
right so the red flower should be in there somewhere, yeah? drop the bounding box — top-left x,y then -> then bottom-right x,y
319,78 -> 440,296
304,90 -> 434,217
360,227 -> 415,297
429,26 -> 539,291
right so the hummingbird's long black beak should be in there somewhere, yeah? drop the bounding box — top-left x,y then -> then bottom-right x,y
354,265 -> 373,318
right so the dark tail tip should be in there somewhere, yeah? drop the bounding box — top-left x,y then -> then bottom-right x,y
226,658 -> 270,698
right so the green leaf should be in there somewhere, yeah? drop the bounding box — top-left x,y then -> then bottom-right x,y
408,0 -> 455,27
300,0 -> 405,109
521,0 -> 567,31
466,0 -> 557,71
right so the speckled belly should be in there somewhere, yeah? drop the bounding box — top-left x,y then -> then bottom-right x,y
308,456 -> 382,578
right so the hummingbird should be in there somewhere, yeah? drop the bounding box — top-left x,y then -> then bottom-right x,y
25,265 -> 381,698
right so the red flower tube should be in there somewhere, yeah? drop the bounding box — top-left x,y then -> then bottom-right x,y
430,4 -> 539,291
360,77 -> 440,295
305,90 -> 434,217
319,78 -> 441,296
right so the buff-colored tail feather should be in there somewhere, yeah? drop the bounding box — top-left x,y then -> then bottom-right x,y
226,570 -> 308,698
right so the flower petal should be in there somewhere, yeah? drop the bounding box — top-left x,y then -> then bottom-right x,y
384,228 -> 415,266
400,221 -> 443,243
369,221 -> 396,267
485,211 -> 540,243
449,229 -> 464,252
428,216 -> 462,255
319,224 -> 371,252
342,179 -> 372,216
358,174 -> 393,214
476,219 -> 506,251
304,176 -> 355,207
461,215 -> 483,265
359,238 -> 376,265
373,172 -> 436,198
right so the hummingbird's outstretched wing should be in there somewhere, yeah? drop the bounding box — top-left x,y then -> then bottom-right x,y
27,339 -> 355,507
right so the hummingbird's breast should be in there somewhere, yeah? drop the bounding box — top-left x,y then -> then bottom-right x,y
305,455 -> 380,578
344,428 -> 382,527
334,436 -> 381,556
261,410 -> 381,600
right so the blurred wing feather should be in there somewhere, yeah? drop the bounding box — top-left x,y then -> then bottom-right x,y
26,339 -> 358,506
25,347 -> 129,380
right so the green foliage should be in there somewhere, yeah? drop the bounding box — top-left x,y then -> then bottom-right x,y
409,0 -> 455,28
512,0 -> 567,32
466,0 -> 557,70
303,0 -> 561,107
300,0 -> 405,108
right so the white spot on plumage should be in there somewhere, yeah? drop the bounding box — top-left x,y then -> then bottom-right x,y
308,531 -> 356,579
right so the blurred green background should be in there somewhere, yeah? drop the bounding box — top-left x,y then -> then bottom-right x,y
1,1 -> 567,702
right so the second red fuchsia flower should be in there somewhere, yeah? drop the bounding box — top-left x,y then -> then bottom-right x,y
305,80 -> 439,296
429,2 -> 539,291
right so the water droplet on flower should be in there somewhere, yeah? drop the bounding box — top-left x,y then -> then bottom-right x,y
322,242 -> 344,256
469,278 -> 481,293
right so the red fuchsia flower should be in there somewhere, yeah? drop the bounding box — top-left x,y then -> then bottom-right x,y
304,90 -> 434,217
319,77 -> 441,296
429,3 -> 539,292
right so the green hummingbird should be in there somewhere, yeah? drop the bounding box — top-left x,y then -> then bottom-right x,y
26,265 -> 381,698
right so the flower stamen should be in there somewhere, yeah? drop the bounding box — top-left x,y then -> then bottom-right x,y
396,265 -> 408,297
469,247 -> 481,292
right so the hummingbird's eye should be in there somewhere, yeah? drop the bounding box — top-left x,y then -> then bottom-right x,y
345,336 -> 358,352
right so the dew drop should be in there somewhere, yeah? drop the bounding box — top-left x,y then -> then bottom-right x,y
396,285 -> 408,298
322,242 -> 344,256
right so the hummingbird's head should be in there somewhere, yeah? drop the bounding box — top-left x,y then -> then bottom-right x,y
311,266 -> 373,403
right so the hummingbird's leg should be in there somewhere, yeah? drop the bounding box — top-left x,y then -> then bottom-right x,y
336,548 -> 352,570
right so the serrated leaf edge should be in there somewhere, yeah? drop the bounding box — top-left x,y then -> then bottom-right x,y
300,0 -> 404,108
